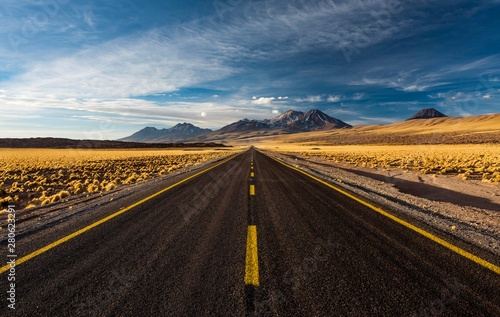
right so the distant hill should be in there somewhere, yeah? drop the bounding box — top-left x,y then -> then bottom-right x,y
406,108 -> 448,120
120,123 -> 212,143
0,138 -> 228,148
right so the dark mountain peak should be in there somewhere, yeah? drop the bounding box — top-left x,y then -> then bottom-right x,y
141,126 -> 159,132
119,123 -> 212,143
406,108 -> 448,120
217,118 -> 271,133
291,109 -> 352,130
273,109 -> 304,124
170,122 -> 211,133
172,122 -> 193,128
303,109 -> 328,120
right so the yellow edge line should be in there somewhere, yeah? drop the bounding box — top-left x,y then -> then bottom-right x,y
0,153 -> 241,274
267,154 -> 500,275
245,225 -> 259,286
249,185 -> 255,196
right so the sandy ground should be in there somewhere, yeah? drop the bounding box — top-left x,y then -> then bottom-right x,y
261,149 -> 500,256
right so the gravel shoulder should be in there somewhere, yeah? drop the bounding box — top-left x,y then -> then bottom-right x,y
260,149 -> 500,257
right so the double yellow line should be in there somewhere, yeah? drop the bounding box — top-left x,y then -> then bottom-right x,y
0,154 -> 240,274
267,153 -> 500,275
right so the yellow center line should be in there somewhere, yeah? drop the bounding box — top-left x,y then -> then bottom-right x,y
249,185 -> 255,196
245,225 -> 259,286
0,154 -> 241,275
250,172 -> 254,178
267,154 -> 500,275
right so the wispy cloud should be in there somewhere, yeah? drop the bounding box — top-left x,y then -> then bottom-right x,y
3,0 -> 426,100
352,92 -> 365,100
327,95 -> 342,102
82,10 -> 95,28
295,95 -> 323,103
4,29 -> 235,99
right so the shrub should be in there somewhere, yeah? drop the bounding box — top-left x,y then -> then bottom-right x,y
59,190 -> 70,199
87,184 -> 99,193
105,182 -> 117,191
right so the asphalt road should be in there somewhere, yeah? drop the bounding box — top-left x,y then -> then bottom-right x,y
1,148 -> 499,316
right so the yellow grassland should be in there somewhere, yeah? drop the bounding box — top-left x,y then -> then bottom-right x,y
0,148 -> 237,210
260,144 -> 500,183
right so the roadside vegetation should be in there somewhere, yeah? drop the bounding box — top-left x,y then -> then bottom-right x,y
268,144 -> 500,183
0,148 -> 235,211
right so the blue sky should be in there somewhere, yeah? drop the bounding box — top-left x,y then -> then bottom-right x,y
1,0 -> 499,139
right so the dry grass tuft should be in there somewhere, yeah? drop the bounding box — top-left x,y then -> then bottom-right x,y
0,148 -> 236,210
266,144 -> 500,182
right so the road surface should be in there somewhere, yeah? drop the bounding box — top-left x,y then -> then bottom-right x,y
1,148 -> 499,316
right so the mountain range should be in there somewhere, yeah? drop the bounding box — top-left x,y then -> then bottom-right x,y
119,123 -> 212,143
120,108 -> 449,143
121,109 -> 352,143
215,109 -> 352,134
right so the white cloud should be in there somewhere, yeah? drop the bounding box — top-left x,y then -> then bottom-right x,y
277,96 -> 288,100
402,85 -> 428,92
272,109 -> 279,114
0,94 -> 279,133
327,95 -> 342,102
482,94 -> 492,99
252,97 -> 275,105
